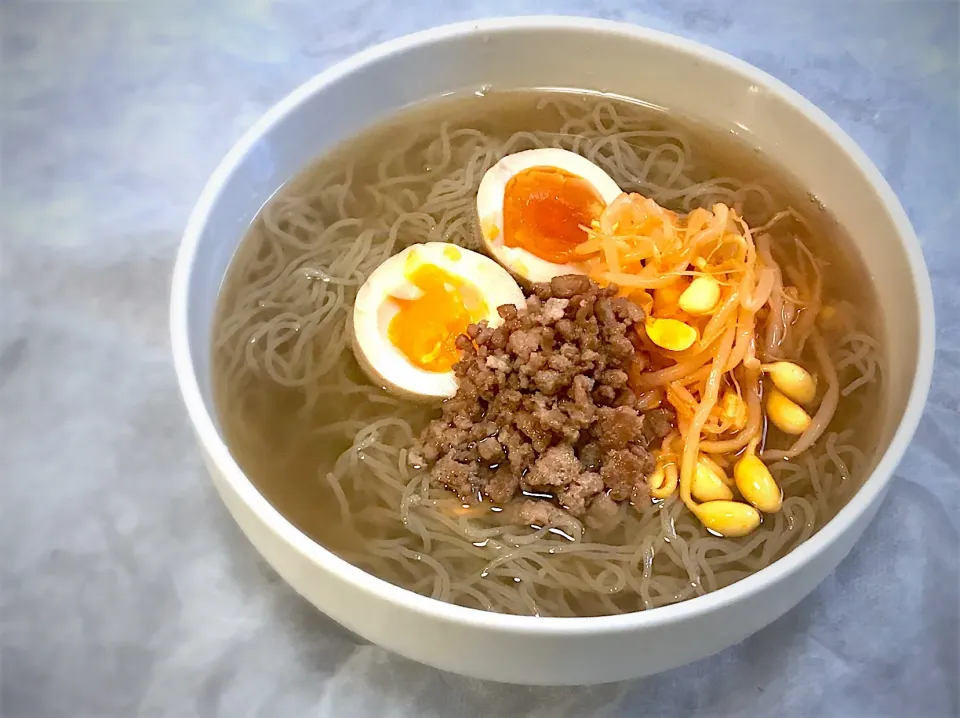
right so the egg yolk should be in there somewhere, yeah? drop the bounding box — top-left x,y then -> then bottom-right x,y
387,263 -> 487,373
502,166 -> 606,263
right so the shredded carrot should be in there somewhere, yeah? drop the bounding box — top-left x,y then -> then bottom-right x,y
602,234 -> 621,274
582,197 -> 769,498
584,191 -> 831,534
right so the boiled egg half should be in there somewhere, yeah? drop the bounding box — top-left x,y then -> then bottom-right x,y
352,242 -> 525,400
476,148 -> 623,284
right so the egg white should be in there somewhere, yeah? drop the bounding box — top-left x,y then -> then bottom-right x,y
352,242 -> 525,401
476,148 -> 623,284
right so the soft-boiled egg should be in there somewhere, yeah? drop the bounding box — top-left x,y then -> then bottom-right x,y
352,242 -> 525,400
476,148 -> 623,284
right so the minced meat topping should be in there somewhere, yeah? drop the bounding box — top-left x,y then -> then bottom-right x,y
408,275 -> 676,526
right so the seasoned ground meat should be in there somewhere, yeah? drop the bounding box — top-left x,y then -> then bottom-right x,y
644,407 -> 676,444
483,467 -> 519,504
409,275 -> 677,528
524,445 -> 581,489
476,436 -> 505,465
515,499 -> 583,538
517,499 -> 569,527
432,454 -> 479,502
586,492 -> 621,533
558,471 -> 603,516
593,406 -> 646,450
578,441 -> 602,472
600,448 -> 655,501
545,274 -> 592,298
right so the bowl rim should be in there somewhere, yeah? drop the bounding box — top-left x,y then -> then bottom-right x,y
170,16 -> 935,635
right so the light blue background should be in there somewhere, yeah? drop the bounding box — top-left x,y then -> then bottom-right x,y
2,1 -> 957,716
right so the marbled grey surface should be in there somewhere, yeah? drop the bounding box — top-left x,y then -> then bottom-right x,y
1,1 -> 958,716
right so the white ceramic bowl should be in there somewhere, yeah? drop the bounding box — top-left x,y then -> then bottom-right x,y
170,17 -> 934,685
